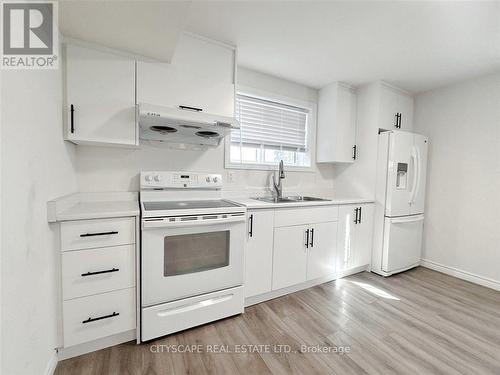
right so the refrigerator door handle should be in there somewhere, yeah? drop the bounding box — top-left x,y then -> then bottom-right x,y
414,146 -> 422,204
391,214 -> 424,224
409,146 -> 418,204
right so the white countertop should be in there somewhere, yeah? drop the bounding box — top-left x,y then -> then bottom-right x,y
47,190 -> 373,221
47,192 -> 140,222
224,190 -> 374,209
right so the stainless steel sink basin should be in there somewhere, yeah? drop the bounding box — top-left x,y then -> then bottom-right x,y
252,196 -> 296,203
252,196 -> 330,203
286,196 -> 331,202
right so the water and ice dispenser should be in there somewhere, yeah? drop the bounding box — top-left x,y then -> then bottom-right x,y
396,163 -> 408,190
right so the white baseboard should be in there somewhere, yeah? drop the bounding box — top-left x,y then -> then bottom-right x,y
44,351 -> 58,375
57,330 -> 136,361
337,264 -> 370,279
245,274 -> 337,306
245,264 -> 370,307
420,259 -> 500,291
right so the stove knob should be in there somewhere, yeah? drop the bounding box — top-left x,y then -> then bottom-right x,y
206,176 -> 212,183
154,175 -> 160,182
213,176 -> 219,183
145,175 -> 152,182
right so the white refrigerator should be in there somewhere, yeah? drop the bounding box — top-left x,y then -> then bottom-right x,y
372,130 -> 429,276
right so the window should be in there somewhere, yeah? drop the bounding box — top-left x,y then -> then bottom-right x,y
227,93 -> 312,169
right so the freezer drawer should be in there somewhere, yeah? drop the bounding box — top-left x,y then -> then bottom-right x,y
382,215 -> 424,273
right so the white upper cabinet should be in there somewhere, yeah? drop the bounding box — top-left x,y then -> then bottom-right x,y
137,34 -> 236,117
317,82 -> 357,163
378,83 -> 414,131
64,44 -> 137,147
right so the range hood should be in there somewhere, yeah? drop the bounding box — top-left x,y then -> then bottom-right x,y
138,103 -> 239,147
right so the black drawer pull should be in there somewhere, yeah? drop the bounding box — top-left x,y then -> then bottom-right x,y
70,104 -> 75,133
80,231 -> 118,237
81,268 -> 119,277
179,105 -> 203,112
249,214 -> 254,237
82,312 -> 119,324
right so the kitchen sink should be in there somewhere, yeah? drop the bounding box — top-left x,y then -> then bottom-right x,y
252,196 -> 330,203
286,196 -> 331,202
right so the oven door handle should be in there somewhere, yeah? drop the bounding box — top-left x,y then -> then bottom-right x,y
142,214 -> 246,229
156,294 -> 234,317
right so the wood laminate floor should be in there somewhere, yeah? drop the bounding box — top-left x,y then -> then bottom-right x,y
55,267 -> 500,375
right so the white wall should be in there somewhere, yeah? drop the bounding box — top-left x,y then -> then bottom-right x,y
76,67 -> 335,193
414,72 -> 500,286
1,68 -> 77,374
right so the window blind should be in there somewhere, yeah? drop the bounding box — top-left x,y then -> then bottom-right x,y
232,94 -> 308,151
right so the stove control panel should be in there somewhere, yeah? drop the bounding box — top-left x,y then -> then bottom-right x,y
141,171 -> 223,189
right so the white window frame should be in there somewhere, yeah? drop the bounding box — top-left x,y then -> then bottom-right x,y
224,85 -> 317,172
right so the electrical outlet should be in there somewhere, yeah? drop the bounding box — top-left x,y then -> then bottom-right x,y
226,171 -> 235,184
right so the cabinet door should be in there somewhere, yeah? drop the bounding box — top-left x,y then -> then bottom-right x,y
336,205 -> 357,273
379,86 -> 400,130
136,34 -> 235,118
307,221 -> 337,280
245,210 -> 274,298
379,84 -> 414,131
397,94 -> 414,131
137,62 -> 235,117
352,204 -> 374,268
316,83 -> 357,163
272,225 -> 308,290
335,86 -> 357,162
65,44 -> 137,146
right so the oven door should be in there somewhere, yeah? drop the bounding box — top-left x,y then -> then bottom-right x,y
141,215 -> 245,306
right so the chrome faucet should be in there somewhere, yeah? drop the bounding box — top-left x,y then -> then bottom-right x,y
272,160 -> 286,199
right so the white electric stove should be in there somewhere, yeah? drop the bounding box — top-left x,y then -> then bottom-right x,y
139,171 -> 246,342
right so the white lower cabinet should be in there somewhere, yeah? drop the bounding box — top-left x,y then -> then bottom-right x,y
272,218 -> 338,290
59,216 -> 137,349
63,288 -> 136,347
245,210 -> 274,297
306,221 -> 338,280
337,203 -> 374,274
272,225 -> 309,290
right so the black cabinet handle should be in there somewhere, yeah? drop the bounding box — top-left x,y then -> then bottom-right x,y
352,145 -> 357,160
70,104 -> 75,133
305,229 -> 309,248
395,113 -> 402,129
310,228 -> 314,248
81,268 -> 119,277
249,214 -> 254,238
359,207 -> 362,224
80,231 -> 118,237
82,312 -> 119,324
354,207 -> 359,224
179,105 -> 203,112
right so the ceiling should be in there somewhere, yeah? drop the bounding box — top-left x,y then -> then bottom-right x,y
186,1 -> 500,93
59,1 -> 500,93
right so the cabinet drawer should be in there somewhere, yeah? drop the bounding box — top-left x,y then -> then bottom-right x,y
61,217 -> 135,251
142,286 -> 244,342
62,245 -> 135,300
63,288 -> 135,347
274,205 -> 339,227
